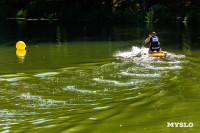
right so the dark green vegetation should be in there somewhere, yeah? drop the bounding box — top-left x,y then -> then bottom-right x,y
0,0 -> 199,23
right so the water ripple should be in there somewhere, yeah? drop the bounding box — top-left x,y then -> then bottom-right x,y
34,72 -> 59,77
120,72 -> 161,77
63,86 -> 98,94
93,78 -> 138,86
20,93 -> 66,107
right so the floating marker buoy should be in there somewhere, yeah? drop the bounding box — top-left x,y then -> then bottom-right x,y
16,41 -> 26,50
16,41 -> 27,63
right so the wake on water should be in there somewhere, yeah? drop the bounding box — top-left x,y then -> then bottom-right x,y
114,46 -> 186,77
115,46 -> 185,60
115,46 -> 148,58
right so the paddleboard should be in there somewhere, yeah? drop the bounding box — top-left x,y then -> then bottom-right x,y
149,51 -> 165,57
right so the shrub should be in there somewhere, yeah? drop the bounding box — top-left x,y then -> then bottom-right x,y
0,4 -> 15,18
134,10 -> 146,22
113,8 -> 135,22
146,4 -> 173,22
185,10 -> 198,23
16,9 -> 27,18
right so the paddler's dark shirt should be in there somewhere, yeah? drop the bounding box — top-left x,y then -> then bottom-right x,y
150,36 -> 160,47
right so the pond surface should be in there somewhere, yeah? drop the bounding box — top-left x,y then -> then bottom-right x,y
0,20 -> 200,133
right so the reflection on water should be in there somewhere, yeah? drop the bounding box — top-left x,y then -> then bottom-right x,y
16,49 -> 26,63
0,21 -> 200,132
56,26 -> 61,44
182,33 -> 192,55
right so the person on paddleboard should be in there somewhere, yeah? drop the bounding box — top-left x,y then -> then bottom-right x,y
144,32 -> 161,53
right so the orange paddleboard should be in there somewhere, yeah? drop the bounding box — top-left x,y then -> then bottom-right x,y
149,51 -> 165,57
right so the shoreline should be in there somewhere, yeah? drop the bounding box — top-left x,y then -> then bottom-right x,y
6,17 -> 58,21
3,17 -> 190,24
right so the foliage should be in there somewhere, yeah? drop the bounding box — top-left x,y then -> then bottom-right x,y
25,1 -> 46,18
146,8 -> 153,22
0,4 -> 15,18
16,9 -> 27,18
146,4 -> 173,23
113,9 -> 135,22
0,0 -> 199,23
134,10 -> 146,22
185,10 -> 198,23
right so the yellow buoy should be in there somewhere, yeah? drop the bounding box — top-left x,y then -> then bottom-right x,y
16,41 -> 26,50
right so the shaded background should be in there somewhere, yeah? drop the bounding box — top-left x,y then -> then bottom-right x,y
0,0 -> 199,23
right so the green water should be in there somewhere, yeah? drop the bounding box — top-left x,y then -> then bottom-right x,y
0,21 -> 200,133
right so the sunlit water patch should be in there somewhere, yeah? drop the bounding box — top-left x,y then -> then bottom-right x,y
0,74 -> 20,78
63,86 -> 98,94
120,72 -> 161,77
93,78 -> 144,86
34,72 -> 59,78
20,93 -> 66,107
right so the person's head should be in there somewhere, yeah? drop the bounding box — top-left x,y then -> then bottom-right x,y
151,32 -> 156,36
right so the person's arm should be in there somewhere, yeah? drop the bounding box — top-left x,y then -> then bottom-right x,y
145,34 -> 151,44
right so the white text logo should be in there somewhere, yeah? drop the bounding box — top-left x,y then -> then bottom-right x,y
167,122 -> 193,127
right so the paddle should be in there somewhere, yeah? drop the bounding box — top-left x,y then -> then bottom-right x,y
141,42 -> 146,47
